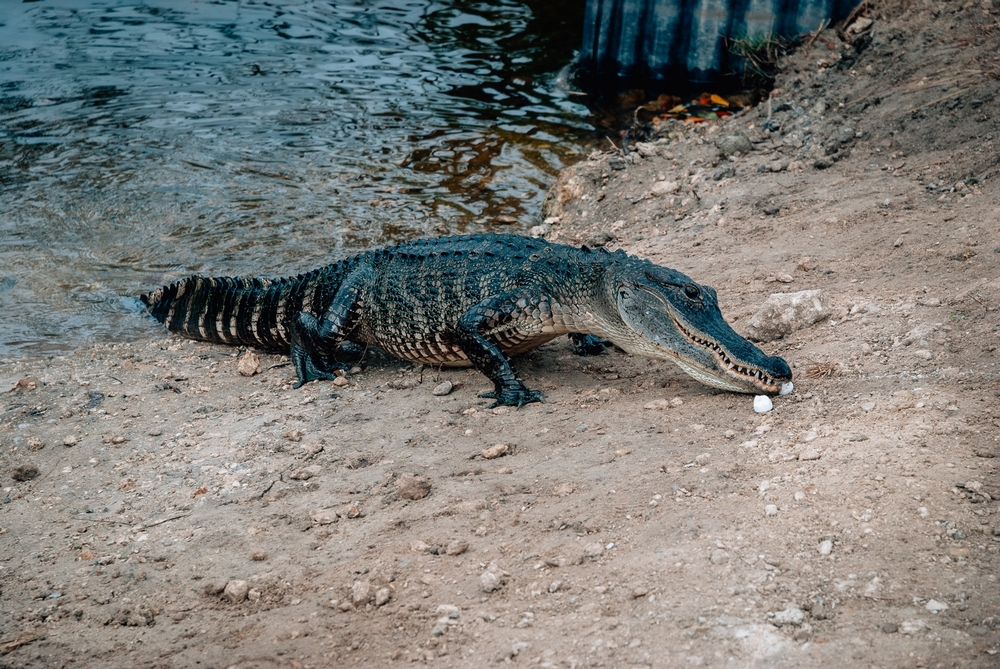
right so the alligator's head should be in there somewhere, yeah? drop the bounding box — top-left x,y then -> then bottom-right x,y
607,261 -> 791,394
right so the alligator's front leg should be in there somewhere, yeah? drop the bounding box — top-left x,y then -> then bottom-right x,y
456,294 -> 544,409
288,267 -> 371,388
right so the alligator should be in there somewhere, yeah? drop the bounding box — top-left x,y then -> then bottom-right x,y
141,234 -> 791,407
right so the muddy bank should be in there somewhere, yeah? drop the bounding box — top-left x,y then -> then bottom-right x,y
3,1 -> 1000,667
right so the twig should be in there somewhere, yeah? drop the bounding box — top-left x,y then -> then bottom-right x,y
903,86 -> 975,114
141,512 -> 191,529
605,136 -> 622,154
803,19 -> 829,55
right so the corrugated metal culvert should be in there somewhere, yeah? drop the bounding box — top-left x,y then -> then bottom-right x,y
578,0 -> 858,94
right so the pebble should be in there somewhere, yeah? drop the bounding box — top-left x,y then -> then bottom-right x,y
818,540 -> 833,556
770,605 -> 805,627
251,549 -> 267,561
63,435 -> 78,447
670,397 -> 684,407
223,579 -> 249,604
918,507 -> 930,519
290,465 -> 322,480
480,571 -> 501,593
632,587 -> 649,598
764,504 -> 778,517
332,376 -> 349,387
445,540 -> 469,556
925,599 -> 948,613
779,382 -> 794,396
237,350 -> 261,376
651,180 -> 680,196
715,132 -> 754,157
584,542 -> 605,558
310,509 -> 339,525
351,580 -> 371,607
481,443 -> 509,459
548,581 -> 562,593
798,448 -> 821,461
881,622 -> 899,633
410,540 -> 432,554
397,474 -> 432,500
375,587 -> 392,607
432,380 -> 453,396
710,549 -> 730,565
899,619 -> 927,634
643,399 -> 670,410
695,453 -> 710,466
754,396 -> 773,413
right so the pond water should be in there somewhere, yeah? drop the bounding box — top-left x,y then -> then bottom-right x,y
0,0 -> 594,358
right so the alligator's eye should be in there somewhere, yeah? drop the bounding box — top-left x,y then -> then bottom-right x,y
683,284 -> 701,300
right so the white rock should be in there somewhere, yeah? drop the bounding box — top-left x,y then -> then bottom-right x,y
918,507 -> 930,519
351,580 -> 372,607
771,605 -> 805,626
651,180 -> 680,196
432,380 -> 453,396
779,382 -> 794,395
798,448 -> 821,461
764,504 -> 778,517
900,619 -> 927,634
375,587 -> 392,607
818,540 -> 833,556
925,599 -> 948,613
480,571 -> 501,593
754,395 -> 773,413
223,579 -> 249,603
746,289 -> 829,342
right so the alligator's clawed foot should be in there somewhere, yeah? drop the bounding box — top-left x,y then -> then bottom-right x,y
291,348 -> 349,388
479,386 -> 545,409
570,333 -> 612,357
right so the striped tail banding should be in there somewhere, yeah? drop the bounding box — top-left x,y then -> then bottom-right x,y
140,276 -> 295,351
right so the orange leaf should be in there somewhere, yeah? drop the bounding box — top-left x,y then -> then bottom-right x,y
668,104 -> 687,113
192,487 -> 208,497
710,94 -> 730,107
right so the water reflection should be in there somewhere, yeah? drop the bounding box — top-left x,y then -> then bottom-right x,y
0,0 -> 592,357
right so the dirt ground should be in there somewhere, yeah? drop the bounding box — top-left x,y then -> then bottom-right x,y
3,2 -> 1000,667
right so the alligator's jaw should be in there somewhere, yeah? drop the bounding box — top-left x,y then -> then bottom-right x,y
669,314 -> 786,394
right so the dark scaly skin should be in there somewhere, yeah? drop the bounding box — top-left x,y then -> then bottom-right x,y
141,234 -> 792,407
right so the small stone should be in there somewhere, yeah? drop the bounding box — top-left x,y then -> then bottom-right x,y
754,395 -> 773,413
375,587 -> 392,607
893,237 -> 904,248
715,132 -> 754,157
203,581 -> 227,596
432,380 -> 453,396
338,600 -> 353,612
310,509 -> 339,525
771,605 -> 805,627
63,435 -> 78,447
283,429 -> 304,442
912,349 -> 932,360
248,588 -> 261,603
631,587 -> 649,598
223,580 -> 249,604
251,549 -> 267,562
818,539 -> 833,556
584,542 -> 605,558
445,540 -> 469,556
548,580 -> 562,593
881,622 -> 899,633
710,549 -> 730,565
764,504 -> 778,517
11,464 -> 39,482
301,442 -> 324,455
900,619 -> 927,634
410,540 -> 432,554
651,180 -> 680,196
528,224 -> 549,238
779,382 -> 794,396
481,443 -> 509,459
237,350 -> 261,376
925,599 -> 948,613
480,571 -> 501,593
397,474 -> 432,500
670,397 -> 683,407
695,453 -> 710,466
918,507 -> 930,519
775,273 -> 793,283
332,376 -> 349,387
643,399 -> 670,410
847,16 -> 873,33
351,580 -> 371,607
290,464 -> 322,480
794,490 -> 806,501
799,449 -> 821,461
713,163 -> 736,180
27,436 -> 44,451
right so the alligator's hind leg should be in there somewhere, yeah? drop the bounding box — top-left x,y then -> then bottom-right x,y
569,333 -> 611,356
288,267 -> 371,388
457,293 -> 545,409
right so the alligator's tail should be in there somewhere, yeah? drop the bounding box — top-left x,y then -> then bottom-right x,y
140,275 -> 296,351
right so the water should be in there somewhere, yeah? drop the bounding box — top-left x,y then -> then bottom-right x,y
0,0 -> 594,358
